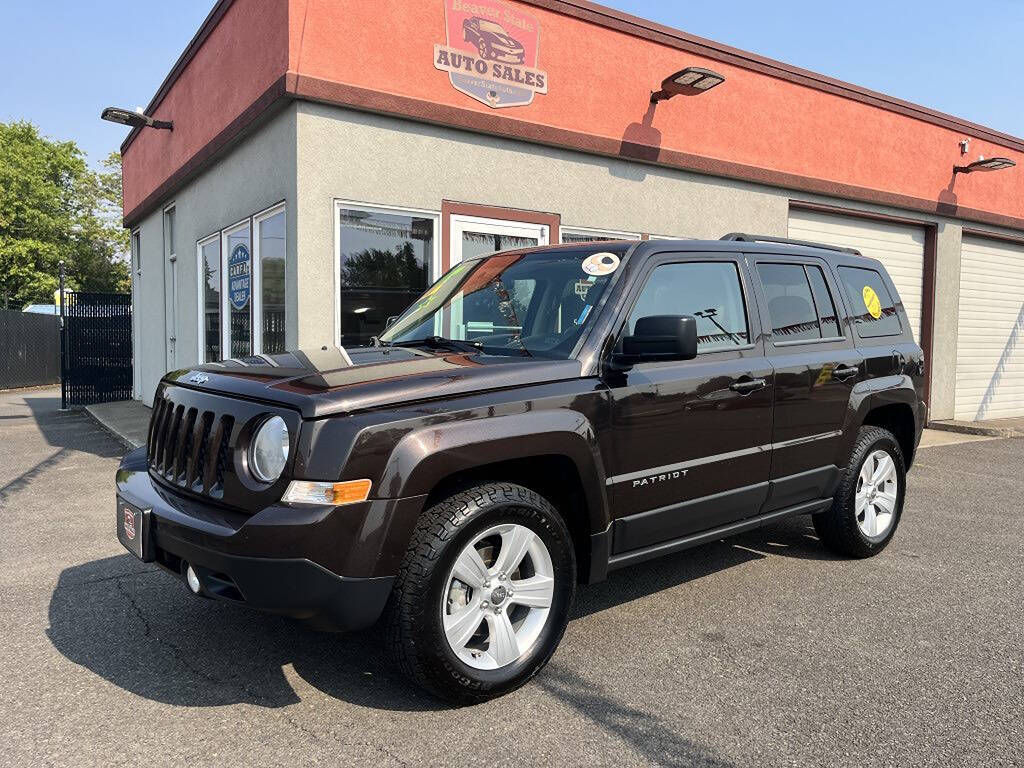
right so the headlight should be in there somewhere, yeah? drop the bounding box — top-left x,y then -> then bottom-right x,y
250,415 -> 289,483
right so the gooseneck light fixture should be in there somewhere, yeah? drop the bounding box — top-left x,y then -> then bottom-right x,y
100,107 -> 173,131
954,156 -> 1016,174
651,66 -> 725,103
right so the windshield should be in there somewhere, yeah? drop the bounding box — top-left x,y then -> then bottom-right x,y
378,247 -> 626,358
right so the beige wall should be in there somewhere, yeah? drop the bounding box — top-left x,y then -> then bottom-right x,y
131,105 -> 298,405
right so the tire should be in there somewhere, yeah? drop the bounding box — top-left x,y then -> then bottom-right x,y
814,425 -> 906,558
478,40 -> 489,59
384,483 -> 576,704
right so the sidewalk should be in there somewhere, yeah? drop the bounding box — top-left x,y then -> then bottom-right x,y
929,416 -> 1024,439
84,398 -> 152,450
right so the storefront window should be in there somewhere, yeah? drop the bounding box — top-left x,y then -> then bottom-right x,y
199,236 -> 221,362
223,221 -> 252,358
560,228 -> 637,244
338,207 -> 434,346
257,207 -> 286,354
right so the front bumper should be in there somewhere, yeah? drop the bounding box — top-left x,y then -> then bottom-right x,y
115,447 -> 426,631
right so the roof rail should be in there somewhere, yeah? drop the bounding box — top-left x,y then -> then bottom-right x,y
720,232 -> 862,256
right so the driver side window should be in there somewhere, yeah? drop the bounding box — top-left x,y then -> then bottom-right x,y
629,261 -> 750,353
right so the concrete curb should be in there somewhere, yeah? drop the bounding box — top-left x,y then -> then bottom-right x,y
928,420 -> 1024,439
83,402 -> 149,452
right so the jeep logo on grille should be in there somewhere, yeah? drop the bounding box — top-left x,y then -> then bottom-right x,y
188,373 -> 209,385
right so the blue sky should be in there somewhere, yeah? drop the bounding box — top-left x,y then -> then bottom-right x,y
2,0 -> 1022,167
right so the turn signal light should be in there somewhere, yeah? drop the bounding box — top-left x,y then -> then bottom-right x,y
282,479 -> 372,506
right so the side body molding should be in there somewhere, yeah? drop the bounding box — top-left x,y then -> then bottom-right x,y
377,409 -> 612,536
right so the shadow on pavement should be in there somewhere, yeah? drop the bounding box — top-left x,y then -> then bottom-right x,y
23,394 -> 125,460
48,517 -> 839,713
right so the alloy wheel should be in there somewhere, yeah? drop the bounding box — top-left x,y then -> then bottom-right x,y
856,449 -> 898,538
441,523 -> 555,670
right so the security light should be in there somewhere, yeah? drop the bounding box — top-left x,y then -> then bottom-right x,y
100,107 -> 173,131
954,156 -> 1016,174
651,67 -> 725,103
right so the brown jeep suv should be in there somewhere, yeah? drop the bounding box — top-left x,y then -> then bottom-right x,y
115,234 -> 925,702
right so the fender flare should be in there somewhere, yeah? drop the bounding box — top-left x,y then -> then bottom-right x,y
840,375 -> 921,465
376,409 -> 611,536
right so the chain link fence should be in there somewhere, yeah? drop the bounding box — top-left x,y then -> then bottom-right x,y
0,309 -> 60,389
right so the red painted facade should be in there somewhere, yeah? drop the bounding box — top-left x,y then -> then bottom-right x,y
122,0 -> 1024,228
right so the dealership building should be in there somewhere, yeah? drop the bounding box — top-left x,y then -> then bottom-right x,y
120,0 -> 1024,422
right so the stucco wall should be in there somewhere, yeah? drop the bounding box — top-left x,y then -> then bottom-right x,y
293,102 -> 788,347
131,105 -> 298,405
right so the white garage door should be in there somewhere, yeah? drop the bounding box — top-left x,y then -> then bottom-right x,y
955,236 -> 1024,421
789,209 -> 925,340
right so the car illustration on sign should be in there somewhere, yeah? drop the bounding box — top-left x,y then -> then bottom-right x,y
434,0 -> 547,109
463,17 -> 525,63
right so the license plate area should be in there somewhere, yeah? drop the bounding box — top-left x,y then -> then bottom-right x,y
117,497 -> 153,562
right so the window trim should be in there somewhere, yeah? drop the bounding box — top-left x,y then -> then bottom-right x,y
560,225 -> 640,243
618,256 -> 757,360
130,229 -> 141,275
162,203 -> 177,263
755,260 -> 847,348
333,199 -> 441,348
253,202 -> 287,355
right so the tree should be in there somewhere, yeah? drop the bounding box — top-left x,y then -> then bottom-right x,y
340,242 -> 429,289
0,121 -> 130,309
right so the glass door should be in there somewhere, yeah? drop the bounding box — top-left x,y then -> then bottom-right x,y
449,215 -> 549,268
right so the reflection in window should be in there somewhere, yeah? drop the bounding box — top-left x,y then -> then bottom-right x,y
225,224 -> 252,358
258,210 -> 286,354
560,230 -> 634,244
338,209 -> 433,346
460,231 -> 538,261
806,265 -> 842,338
757,263 -> 822,341
629,262 -> 749,352
838,266 -> 902,338
200,238 -> 221,362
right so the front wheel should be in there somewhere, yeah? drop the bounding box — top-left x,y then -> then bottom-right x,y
814,425 -> 906,558
384,483 -> 576,703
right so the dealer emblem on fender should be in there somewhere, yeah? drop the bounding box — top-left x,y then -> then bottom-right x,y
434,0 -> 548,109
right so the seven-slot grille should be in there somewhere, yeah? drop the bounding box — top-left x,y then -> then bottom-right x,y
148,392 -> 234,499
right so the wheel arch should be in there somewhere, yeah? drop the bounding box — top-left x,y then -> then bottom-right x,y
377,410 -> 611,583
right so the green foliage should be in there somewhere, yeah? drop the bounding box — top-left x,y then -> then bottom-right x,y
0,121 -> 130,309
340,243 -> 428,289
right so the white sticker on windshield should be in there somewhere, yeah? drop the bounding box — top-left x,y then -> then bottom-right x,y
582,252 -> 620,276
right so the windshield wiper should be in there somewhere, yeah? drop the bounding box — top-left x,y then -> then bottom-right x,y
395,336 -> 484,354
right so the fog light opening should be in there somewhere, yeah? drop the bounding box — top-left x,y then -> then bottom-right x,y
184,563 -> 202,595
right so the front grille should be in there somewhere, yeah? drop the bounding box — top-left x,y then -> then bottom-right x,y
148,393 -> 236,499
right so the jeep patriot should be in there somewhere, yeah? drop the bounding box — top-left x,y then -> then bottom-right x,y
115,234 -> 925,702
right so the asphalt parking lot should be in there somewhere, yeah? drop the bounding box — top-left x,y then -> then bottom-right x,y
1,387 -> 1022,767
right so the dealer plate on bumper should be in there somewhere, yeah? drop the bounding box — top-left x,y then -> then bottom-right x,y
117,497 -> 153,562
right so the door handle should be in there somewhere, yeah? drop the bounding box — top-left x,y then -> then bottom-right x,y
729,377 -> 767,394
832,365 -> 859,381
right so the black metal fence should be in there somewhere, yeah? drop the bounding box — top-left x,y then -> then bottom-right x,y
0,310 -> 60,389
62,292 -> 133,406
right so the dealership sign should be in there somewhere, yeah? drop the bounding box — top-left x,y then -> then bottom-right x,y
434,0 -> 547,108
228,244 -> 251,311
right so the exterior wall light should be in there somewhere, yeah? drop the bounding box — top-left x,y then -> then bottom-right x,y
651,67 -> 725,103
954,156 -> 1016,174
100,107 -> 173,131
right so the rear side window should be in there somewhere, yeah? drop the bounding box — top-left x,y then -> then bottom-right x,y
757,263 -> 842,342
629,261 -> 750,353
838,266 -> 902,338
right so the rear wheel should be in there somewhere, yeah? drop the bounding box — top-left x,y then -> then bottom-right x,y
384,483 -> 575,703
814,425 -> 906,557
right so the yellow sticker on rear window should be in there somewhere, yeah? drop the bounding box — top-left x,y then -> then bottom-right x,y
862,285 -> 882,319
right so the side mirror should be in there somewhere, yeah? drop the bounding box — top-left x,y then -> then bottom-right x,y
613,315 -> 698,368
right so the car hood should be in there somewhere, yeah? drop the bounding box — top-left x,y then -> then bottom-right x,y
164,346 -> 584,418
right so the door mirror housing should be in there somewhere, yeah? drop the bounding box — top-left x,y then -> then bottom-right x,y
613,315 -> 698,368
